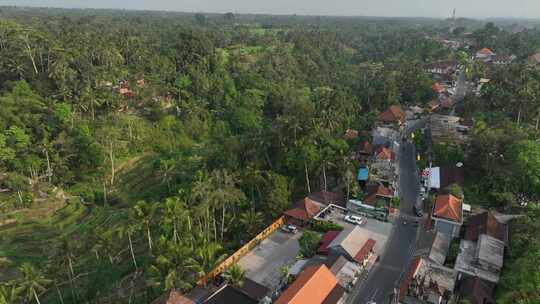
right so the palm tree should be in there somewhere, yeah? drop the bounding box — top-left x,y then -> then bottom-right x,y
223,264 -> 245,287
239,209 -> 264,237
134,200 -> 157,253
115,222 -> 139,269
161,196 -> 189,244
17,263 -> 51,304
194,240 -> 227,276
208,170 -> 246,241
0,284 -> 20,304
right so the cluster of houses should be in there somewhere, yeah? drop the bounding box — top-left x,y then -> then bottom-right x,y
399,204 -> 508,304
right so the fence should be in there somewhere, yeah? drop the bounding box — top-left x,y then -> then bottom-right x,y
197,215 -> 286,286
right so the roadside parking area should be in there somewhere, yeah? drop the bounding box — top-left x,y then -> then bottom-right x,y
319,207 -> 392,254
237,229 -> 302,292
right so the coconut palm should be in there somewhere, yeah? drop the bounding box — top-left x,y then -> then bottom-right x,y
17,263 -> 51,304
223,264 -> 245,287
134,200 -> 157,253
0,284 -> 20,304
239,209 -> 264,237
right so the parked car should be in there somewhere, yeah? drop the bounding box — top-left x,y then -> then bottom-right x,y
281,225 -> 298,234
414,205 -> 424,217
344,215 -> 366,226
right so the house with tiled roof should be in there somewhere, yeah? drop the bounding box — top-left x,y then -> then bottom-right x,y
274,265 -> 345,304
475,48 -> 495,61
463,212 -> 508,244
432,82 -> 446,94
399,257 -> 458,304
374,146 -> 395,161
356,140 -> 373,160
328,226 -> 377,266
283,197 -> 324,227
432,194 -> 463,237
363,183 -> 394,207
425,60 -> 458,75
377,105 -> 405,126
318,231 -> 342,255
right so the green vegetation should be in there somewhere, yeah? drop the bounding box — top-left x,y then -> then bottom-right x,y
298,231 -> 322,258
312,220 -> 344,233
0,6 -> 538,303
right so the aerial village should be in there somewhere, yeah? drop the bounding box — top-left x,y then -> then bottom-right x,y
142,30 -> 540,304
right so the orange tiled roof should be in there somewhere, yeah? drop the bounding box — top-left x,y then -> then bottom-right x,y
377,105 -> 405,123
478,48 -> 494,55
432,83 -> 445,93
284,197 -> 322,221
364,184 -> 393,204
433,194 -> 462,223
275,265 -> 338,304
375,147 -> 395,161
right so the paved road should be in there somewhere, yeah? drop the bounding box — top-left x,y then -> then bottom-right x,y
349,137 -> 421,304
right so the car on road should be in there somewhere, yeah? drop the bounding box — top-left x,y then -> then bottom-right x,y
281,225 -> 298,234
344,215 -> 367,226
414,205 -> 424,217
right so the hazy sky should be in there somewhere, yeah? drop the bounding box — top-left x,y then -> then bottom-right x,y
2,0 -> 540,19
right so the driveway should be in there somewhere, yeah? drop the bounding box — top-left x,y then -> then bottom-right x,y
237,230 -> 301,292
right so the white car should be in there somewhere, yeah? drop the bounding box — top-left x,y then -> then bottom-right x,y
281,225 -> 298,234
344,215 -> 366,226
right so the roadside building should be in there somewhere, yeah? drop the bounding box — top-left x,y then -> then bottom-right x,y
463,212 -> 508,245
363,183 -> 394,208
454,235 -> 505,284
457,276 -> 496,304
400,258 -> 457,304
415,230 -> 451,265
204,285 -> 257,304
275,265 -> 345,304
372,126 -> 400,148
327,255 -> 363,290
356,140 -> 373,161
430,114 -> 470,145
425,61 -> 458,75
377,105 -> 406,127
328,226 -> 376,265
432,194 -> 463,238
284,197 -> 324,227
432,82 -> 446,94
318,231 -> 342,255
475,48 -> 495,61
492,53 -> 515,65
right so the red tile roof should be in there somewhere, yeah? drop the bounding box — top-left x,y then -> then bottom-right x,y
275,265 -> 338,304
353,238 -> 376,263
478,48 -> 494,55
364,184 -> 393,205
357,140 -> 373,155
399,258 -> 422,300
318,231 -> 341,255
284,197 -> 322,221
375,147 -> 395,161
433,194 -> 462,223
432,83 -> 445,93
343,129 -> 359,140
464,212 -> 508,243
377,105 -> 405,123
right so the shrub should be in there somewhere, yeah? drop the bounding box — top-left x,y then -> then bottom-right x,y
299,231 -> 322,258
312,221 -> 344,233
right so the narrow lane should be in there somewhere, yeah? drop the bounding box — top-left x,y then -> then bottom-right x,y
350,138 -> 420,304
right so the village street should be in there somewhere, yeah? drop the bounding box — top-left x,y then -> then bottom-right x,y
348,123 -> 422,304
